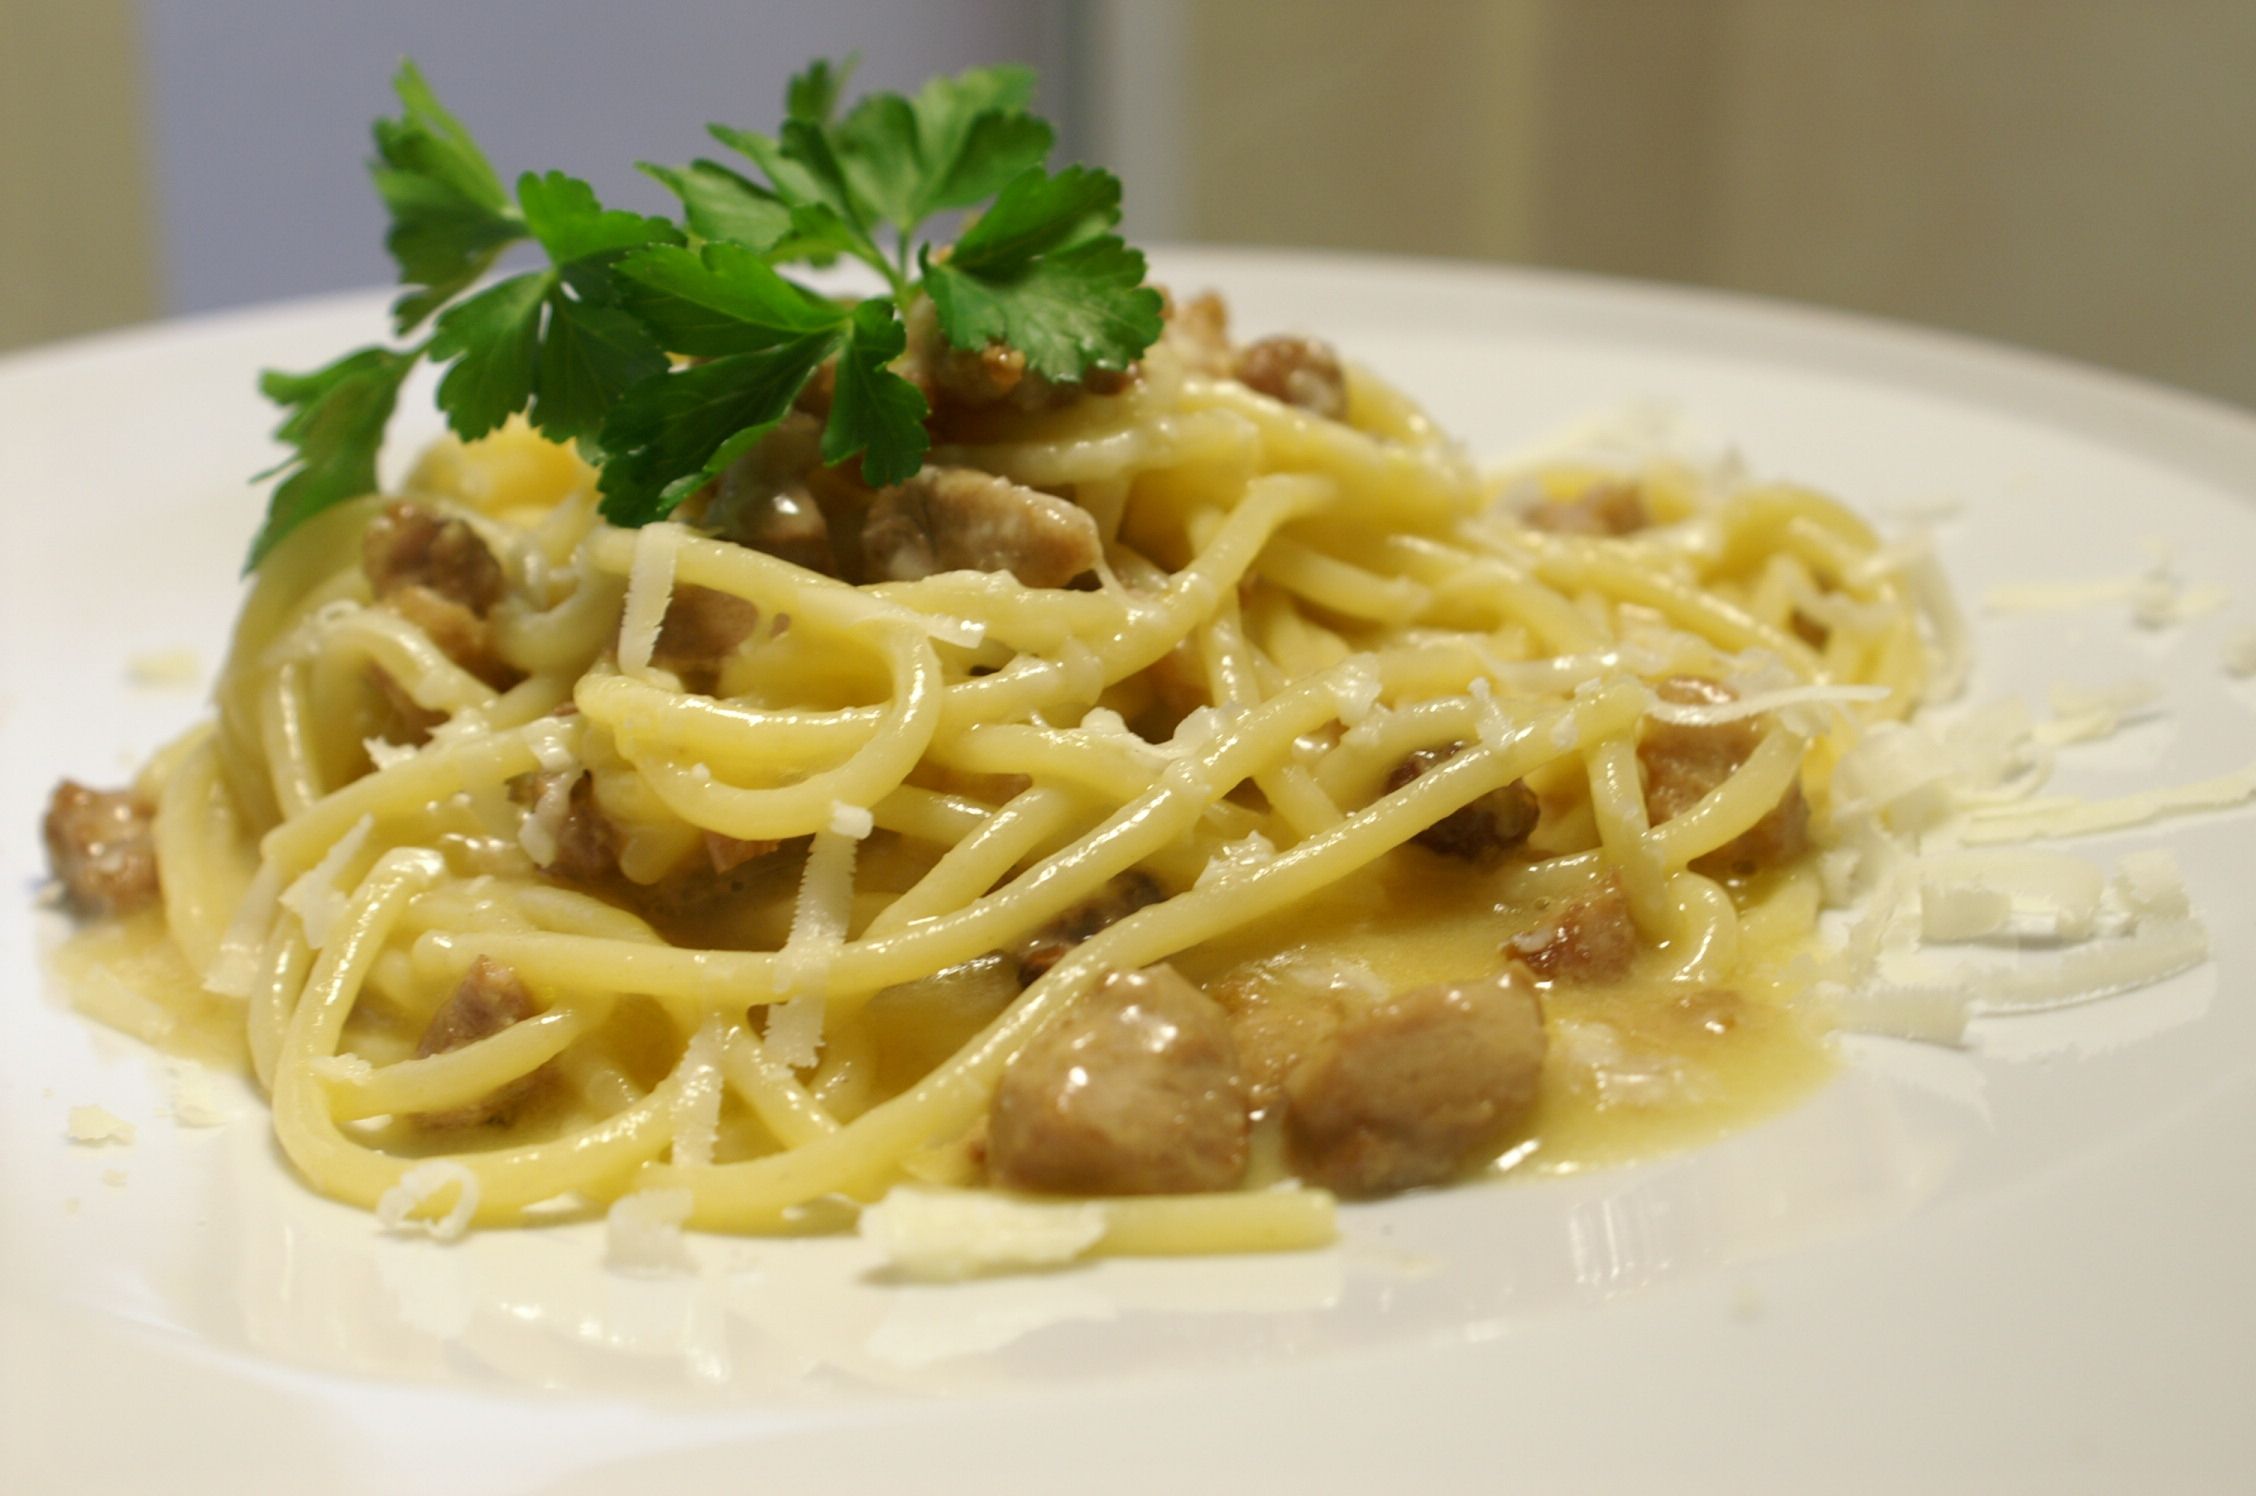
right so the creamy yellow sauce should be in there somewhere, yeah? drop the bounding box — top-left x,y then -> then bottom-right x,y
1173,850 -> 1834,1179
54,836 -> 1834,1190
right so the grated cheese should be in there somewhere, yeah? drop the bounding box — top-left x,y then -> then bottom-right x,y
1646,681 -> 1888,728
65,1105 -> 136,1145
826,800 -> 875,839
605,1188 -> 697,1275
1825,984 -> 1972,1046
773,829 -> 858,1012
2036,681 -> 2161,746
1964,919 -> 2210,1014
764,995 -> 825,1071
125,648 -> 202,689
859,1187 -> 1107,1281
2224,628 -> 2256,678
617,523 -> 681,677
166,1061 -> 230,1127
2113,849 -> 2191,923
1961,759 -> 2256,844
668,1021 -> 725,1166
1919,848 -> 2106,941
376,1160 -> 479,1240
363,735 -> 417,770
279,815 -> 376,952
1196,831 -> 1278,890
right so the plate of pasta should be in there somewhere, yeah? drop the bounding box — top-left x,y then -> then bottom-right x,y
7,61 -> 2256,1496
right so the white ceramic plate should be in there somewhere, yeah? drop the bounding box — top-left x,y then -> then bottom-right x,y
4,249 -> 2253,1494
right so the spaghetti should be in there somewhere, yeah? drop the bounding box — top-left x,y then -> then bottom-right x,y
47,293 -> 1935,1256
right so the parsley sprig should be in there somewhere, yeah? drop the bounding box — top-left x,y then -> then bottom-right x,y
248,58 -> 1163,569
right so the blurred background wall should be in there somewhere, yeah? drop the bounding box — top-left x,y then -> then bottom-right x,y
5,0 -> 2252,408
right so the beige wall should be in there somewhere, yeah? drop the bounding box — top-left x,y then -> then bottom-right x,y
0,0 -> 160,351
1178,0 -> 2256,408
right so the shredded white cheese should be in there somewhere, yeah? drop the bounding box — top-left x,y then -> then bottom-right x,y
65,1105 -> 136,1146
517,769 -> 578,868
774,829 -> 858,1010
1919,848 -> 2106,941
1646,681 -> 1889,727
617,523 -> 681,677
764,994 -> 825,1071
1961,759 -> 2256,844
376,1160 -> 479,1240
278,815 -> 376,951
669,1021 -> 725,1167
2113,849 -> 2191,923
1825,984 -> 1972,1046
860,1188 -> 1107,1281
1919,884 -> 2011,943
166,1061 -> 230,1127
310,1053 -> 375,1084
826,801 -> 875,839
362,735 -> 417,770
2036,681 -> 2161,746
125,648 -> 202,689
2224,628 -> 2256,679
1196,831 -> 1278,890
605,1188 -> 697,1275
1966,920 -> 2211,1014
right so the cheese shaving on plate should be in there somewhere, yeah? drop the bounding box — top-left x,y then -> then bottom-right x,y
860,1188 -> 1107,1281
605,1188 -> 697,1274
65,1105 -> 136,1145
377,1160 -> 479,1240
1960,759 -> 2256,844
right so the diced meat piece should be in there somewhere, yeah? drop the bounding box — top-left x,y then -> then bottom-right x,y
1163,288 -> 1234,376
42,780 -> 159,917
412,956 -> 548,1128
362,500 -> 506,614
385,583 -> 519,690
987,964 -> 1250,1196
1523,480 -> 1650,537
861,467 -> 1103,589
1233,335 -> 1349,421
898,296 -> 1137,423
1014,871 -> 1166,986
705,413 -> 837,575
652,583 -> 762,694
704,831 -> 781,874
512,770 -> 619,884
1507,876 -> 1640,983
724,485 -> 833,575
1386,743 -> 1539,867
1212,957 -> 1366,1113
1639,676 -> 1813,877
1282,971 -> 1546,1195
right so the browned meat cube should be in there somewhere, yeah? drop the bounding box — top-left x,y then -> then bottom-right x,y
1283,971 -> 1546,1195
861,467 -> 1103,589
652,583 -> 762,694
412,956 -> 549,1128
987,965 -> 1250,1196
1234,335 -> 1348,420
1386,743 -> 1540,867
1639,677 -> 1812,877
1506,876 -> 1640,984
42,780 -> 159,917
1523,481 -> 1651,537
1014,871 -> 1166,986
362,500 -> 506,614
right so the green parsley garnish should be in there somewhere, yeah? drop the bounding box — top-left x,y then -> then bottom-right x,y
247,57 -> 1164,569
